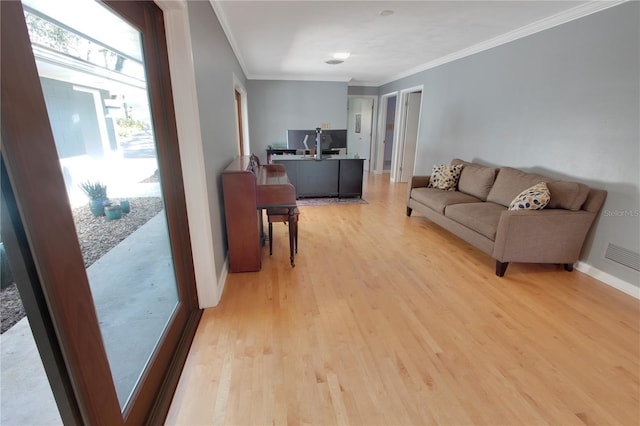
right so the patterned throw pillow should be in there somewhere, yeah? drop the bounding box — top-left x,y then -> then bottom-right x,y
428,164 -> 463,191
508,182 -> 551,210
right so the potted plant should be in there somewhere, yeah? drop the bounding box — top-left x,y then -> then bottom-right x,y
79,181 -> 109,217
119,199 -> 130,214
104,203 -> 122,220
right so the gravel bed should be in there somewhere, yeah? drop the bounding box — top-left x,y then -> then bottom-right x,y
1,197 -> 163,333
0,285 -> 24,334
75,197 -> 164,268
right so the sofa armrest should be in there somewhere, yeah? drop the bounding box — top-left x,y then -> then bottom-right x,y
407,175 -> 431,205
492,209 -> 596,264
410,175 -> 431,189
582,188 -> 607,214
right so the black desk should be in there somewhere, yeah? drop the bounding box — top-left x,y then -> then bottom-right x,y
266,148 -> 340,163
271,155 -> 364,198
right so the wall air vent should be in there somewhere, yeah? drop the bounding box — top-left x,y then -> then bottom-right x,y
605,243 -> 640,272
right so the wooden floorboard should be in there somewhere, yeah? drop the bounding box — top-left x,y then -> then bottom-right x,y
166,173 -> 639,425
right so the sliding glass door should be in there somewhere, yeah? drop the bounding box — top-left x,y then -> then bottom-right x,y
1,0 -> 200,423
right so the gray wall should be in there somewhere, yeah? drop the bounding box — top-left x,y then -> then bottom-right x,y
247,80 -> 348,162
348,86 -> 379,96
187,1 -> 248,276
380,2 -> 639,286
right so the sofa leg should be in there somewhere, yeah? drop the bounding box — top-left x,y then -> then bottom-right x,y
564,263 -> 574,272
406,207 -> 413,216
496,261 -> 509,277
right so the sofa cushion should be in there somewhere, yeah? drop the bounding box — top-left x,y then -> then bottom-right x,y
486,167 -> 547,207
455,163 -> 497,201
509,182 -> 551,210
547,181 -> 590,211
411,187 -> 481,214
445,202 -> 506,241
427,164 -> 463,191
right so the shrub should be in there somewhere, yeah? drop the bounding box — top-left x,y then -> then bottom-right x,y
79,181 -> 107,200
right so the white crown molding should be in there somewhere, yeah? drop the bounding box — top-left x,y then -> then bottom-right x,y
209,0 -> 250,78
211,1 -> 626,86
247,73 -> 351,83
154,0 -> 185,12
576,261 -> 640,300
211,0 -> 353,83
376,0 -> 628,86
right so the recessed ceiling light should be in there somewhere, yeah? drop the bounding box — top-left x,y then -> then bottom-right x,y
380,10 -> 394,16
333,52 -> 351,60
325,59 -> 344,65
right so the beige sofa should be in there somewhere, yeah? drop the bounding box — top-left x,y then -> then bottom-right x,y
406,159 -> 606,276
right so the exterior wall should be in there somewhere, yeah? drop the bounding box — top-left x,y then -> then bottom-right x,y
379,2 -> 639,287
40,77 -> 115,159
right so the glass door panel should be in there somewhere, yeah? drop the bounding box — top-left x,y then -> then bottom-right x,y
21,0 -> 179,409
0,236 -> 62,424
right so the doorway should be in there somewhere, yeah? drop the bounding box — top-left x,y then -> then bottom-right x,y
394,88 -> 423,183
375,93 -> 398,175
235,90 -> 244,156
1,1 -> 200,423
347,95 -> 377,172
233,75 -> 250,157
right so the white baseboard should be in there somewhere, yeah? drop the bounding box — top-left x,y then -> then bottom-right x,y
576,261 -> 640,299
215,256 -> 229,307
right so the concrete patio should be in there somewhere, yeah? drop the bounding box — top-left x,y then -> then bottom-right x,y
1,188 -> 178,423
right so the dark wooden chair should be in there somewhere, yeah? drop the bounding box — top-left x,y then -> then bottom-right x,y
267,206 -> 299,265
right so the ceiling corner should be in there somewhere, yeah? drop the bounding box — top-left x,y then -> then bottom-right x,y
208,0 -> 249,78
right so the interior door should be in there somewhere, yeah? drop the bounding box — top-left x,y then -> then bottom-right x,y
347,97 -> 374,171
235,89 -> 244,156
1,1 -> 200,423
399,91 -> 422,182
383,96 -> 396,172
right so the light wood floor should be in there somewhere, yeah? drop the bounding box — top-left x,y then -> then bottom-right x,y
166,173 -> 639,425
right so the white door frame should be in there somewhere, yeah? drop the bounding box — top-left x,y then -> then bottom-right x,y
392,85 -> 423,182
347,94 -> 377,172
155,0 -> 220,308
233,73 -> 250,156
375,91 -> 399,175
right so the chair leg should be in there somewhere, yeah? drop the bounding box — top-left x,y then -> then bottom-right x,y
268,222 -> 273,255
294,219 -> 298,254
288,216 -> 295,267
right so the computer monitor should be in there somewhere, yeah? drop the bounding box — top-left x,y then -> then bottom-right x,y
287,129 -> 347,151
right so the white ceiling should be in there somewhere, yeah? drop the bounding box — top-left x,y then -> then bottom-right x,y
211,0 -> 621,86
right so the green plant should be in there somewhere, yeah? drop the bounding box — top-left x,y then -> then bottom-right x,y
79,181 -> 107,200
116,117 -> 150,137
